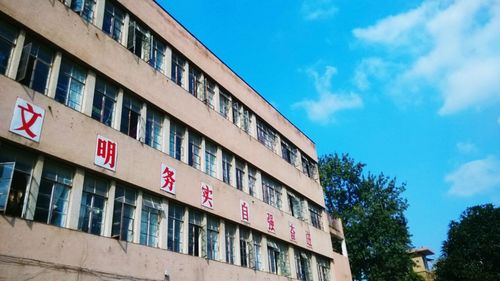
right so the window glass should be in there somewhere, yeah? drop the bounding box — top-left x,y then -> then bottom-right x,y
167,203 -> 184,252
0,20 -> 18,75
262,176 -> 282,209
150,37 -> 166,73
188,210 -> 202,256
171,52 -> 185,86
79,174 -> 108,235
128,20 -> 150,61
102,1 -> 124,42
206,216 -> 219,260
71,0 -> 96,23
188,66 -> 202,98
17,37 -> 54,94
145,108 -> 163,150
225,224 -> 236,264
188,132 -> 202,170
205,141 -> 217,177
55,58 -> 86,111
169,121 -> 184,161
34,161 -> 73,227
222,151 -> 232,184
140,194 -> 162,247
112,185 -> 137,241
120,94 -> 142,139
92,77 -> 118,126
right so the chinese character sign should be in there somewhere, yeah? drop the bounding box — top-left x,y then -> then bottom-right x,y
240,200 -> 250,222
306,231 -> 312,247
289,223 -> 296,241
201,182 -> 214,209
160,164 -> 176,194
267,212 -> 275,233
95,135 -> 117,171
9,98 -> 45,142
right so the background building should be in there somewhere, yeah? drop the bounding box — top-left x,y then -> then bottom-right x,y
411,248 -> 435,281
0,0 -> 352,280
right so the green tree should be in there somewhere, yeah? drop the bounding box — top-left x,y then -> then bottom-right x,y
320,153 -> 421,281
435,204 -> 500,281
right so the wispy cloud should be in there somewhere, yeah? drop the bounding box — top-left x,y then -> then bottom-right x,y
353,0 -> 500,115
293,66 -> 363,124
445,156 -> 500,197
456,141 -> 478,155
301,0 -> 338,21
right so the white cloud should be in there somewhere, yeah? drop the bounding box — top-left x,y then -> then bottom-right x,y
456,141 -> 478,154
293,66 -> 363,124
445,156 -> 500,197
353,0 -> 500,115
353,58 -> 395,91
301,0 -> 338,21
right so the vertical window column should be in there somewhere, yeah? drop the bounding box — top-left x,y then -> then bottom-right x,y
103,180 -> 116,237
82,70 -> 96,117
67,168 -> 85,230
93,0 -> 106,29
132,190 -> 143,244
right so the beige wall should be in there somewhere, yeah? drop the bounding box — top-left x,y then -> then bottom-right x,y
0,0 -> 324,207
332,252 -> 352,281
0,75 -> 333,259
0,218 -> 295,281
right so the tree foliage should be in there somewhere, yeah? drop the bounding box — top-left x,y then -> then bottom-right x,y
319,153 -> 421,281
435,204 -> 500,281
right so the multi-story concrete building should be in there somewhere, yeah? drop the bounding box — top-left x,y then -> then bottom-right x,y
411,248 -> 435,281
0,0 -> 352,280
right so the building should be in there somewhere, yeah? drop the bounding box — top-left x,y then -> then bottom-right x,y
0,0 -> 352,280
411,248 -> 435,281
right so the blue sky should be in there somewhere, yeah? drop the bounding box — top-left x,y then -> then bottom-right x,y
158,0 -> 500,257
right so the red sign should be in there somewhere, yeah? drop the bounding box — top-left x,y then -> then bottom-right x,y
267,212 -> 275,233
95,135 -> 117,171
201,182 -> 214,209
240,200 -> 250,222
9,98 -> 45,142
306,231 -> 312,247
160,164 -> 176,194
290,223 -> 296,241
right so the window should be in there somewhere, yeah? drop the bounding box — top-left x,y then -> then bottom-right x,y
203,77 -> 215,108
219,91 -> 230,119
78,174 -> 108,235
167,203 -> 184,253
102,1 -> 125,42
55,58 -> 86,111
317,257 -> 331,281
92,77 -> 118,126
268,240 -> 290,276
232,100 -> 251,133
140,194 -> 162,247
257,120 -> 277,151
225,224 -> 236,264
145,107 -> 163,150
206,216 -> 219,260
34,161 -> 73,227
205,141 -> 217,178
302,155 -> 316,179
17,37 -> 54,94
248,167 -> 256,197
150,37 -> 166,73
281,140 -> 297,165
262,176 -> 282,209
309,204 -> 322,229
267,240 -> 280,274
253,233 -> 262,270
239,228 -> 251,268
112,185 -> 137,242
120,94 -> 142,139
171,52 -> 185,87
295,250 -> 312,281
235,160 -> 244,191
288,192 -> 302,219
0,20 -> 18,75
71,0 -> 96,23
128,19 -> 150,61
188,66 -> 203,98
222,151 -> 232,185
0,145 -> 35,218
169,121 -> 184,161
188,132 -> 202,170
188,210 -> 202,257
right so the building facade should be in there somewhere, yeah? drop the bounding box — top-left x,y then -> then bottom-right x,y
0,0 -> 351,280
411,248 -> 435,281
